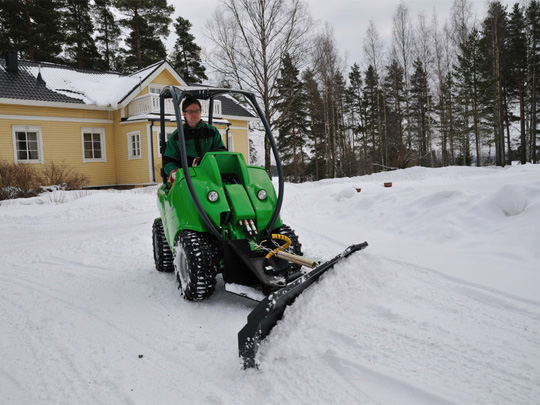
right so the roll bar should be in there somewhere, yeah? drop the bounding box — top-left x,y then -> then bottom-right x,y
159,86 -> 285,241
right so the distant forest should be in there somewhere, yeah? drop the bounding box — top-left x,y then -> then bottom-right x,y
1,0 -> 539,181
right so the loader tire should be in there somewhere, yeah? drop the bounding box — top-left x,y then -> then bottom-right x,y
174,231 -> 218,301
273,224 -> 303,273
153,218 -> 174,272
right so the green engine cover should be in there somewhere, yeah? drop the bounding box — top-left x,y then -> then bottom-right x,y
157,152 -> 282,250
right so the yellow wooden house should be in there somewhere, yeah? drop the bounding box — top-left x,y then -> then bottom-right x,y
0,52 -> 256,187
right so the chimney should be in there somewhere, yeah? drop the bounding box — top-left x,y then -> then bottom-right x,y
5,51 -> 18,73
37,71 -> 46,86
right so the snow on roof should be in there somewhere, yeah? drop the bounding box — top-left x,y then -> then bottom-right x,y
24,65 -> 146,108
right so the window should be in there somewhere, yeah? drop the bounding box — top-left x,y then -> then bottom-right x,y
12,125 -> 43,163
228,132 -> 234,152
156,127 -> 176,157
128,131 -> 141,160
149,84 -> 164,95
81,128 -> 106,162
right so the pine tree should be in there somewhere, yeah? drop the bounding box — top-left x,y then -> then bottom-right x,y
506,3 -> 528,164
435,72 -> 451,166
0,0 -> 25,54
442,71 -> 457,165
93,0 -> 122,71
332,71 -> 348,177
382,59 -> 406,168
302,68 -> 325,181
123,21 -> 167,71
114,0 -> 174,71
170,16 -> 207,84
273,53 -> 308,182
363,65 -> 381,172
482,1 -> 509,166
345,63 -> 368,174
64,0 -> 104,69
454,28 -> 490,166
0,0 -> 65,62
526,0 -> 540,163
410,59 -> 432,166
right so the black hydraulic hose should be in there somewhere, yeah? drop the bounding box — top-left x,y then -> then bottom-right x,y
205,90 -> 284,239
245,94 -> 284,239
161,86 -> 222,242
149,120 -> 155,183
208,97 -> 214,126
159,94 -> 167,184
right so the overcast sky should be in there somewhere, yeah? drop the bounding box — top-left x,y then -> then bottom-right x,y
168,0 -> 517,77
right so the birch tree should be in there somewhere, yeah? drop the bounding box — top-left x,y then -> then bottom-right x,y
363,20 -> 385,171
206,0 -> 312,173
392,2 -> 414,150
311,25 -> 346,178
414,12 -> 435,166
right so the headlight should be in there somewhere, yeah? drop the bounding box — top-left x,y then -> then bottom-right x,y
207,191 -> 219,202
257,189 -> 267,200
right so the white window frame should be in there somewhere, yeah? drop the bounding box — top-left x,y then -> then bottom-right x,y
149,84 -> 165,95
81,127 -> 106,163
227,132 -> 234,152
156,127 -> 176,157
127,130 -> 142,160
12,125 -> 44,164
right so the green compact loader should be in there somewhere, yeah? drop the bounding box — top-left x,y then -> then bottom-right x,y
152,86 -> 367,368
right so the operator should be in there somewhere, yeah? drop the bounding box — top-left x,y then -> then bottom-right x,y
163,95 -> 226,186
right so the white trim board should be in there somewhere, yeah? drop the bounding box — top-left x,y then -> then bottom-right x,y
0,98 -> 113,110
0,114 -> 113,124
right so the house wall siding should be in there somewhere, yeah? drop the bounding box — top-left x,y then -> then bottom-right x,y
151,122 -> 180,183
114,73 -> 184,184
152,70 -> 179,86
222,118 -> 250,164
115,117 -> 152,185
0,104 -> 117,186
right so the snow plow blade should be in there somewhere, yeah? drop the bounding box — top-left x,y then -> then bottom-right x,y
238,242 -> 368,368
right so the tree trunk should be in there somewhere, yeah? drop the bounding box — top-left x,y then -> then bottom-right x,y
520,85 -> 527,164
24,1 -> 34,60
134,8 -> 142,69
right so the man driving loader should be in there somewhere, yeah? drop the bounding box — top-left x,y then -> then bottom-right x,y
163,95 -> 226,186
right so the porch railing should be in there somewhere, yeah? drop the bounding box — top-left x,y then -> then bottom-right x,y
128,94 -> 222,118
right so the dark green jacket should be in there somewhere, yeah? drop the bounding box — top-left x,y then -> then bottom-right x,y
163,120 -> 226,176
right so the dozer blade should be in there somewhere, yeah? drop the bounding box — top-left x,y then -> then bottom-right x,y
238,242 -> 368,368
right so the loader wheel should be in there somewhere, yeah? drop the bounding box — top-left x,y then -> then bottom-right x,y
153,218 -> 174,272
273,224 -> 303,273
174,231 -> 218,301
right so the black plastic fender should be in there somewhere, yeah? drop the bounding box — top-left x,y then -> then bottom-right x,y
238,242 -> 369,368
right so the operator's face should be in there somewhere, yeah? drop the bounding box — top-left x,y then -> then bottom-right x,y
183,103 -> 202,128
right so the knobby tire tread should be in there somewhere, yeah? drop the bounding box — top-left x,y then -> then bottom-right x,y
175,231 -> 219,301
153,218 -> 174,272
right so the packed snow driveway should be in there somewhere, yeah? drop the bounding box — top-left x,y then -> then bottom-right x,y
1,165 -> 540,404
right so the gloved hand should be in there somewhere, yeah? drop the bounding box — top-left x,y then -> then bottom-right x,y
169,169 -> 178,187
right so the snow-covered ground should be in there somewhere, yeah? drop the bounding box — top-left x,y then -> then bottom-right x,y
1,164 -> 539,404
